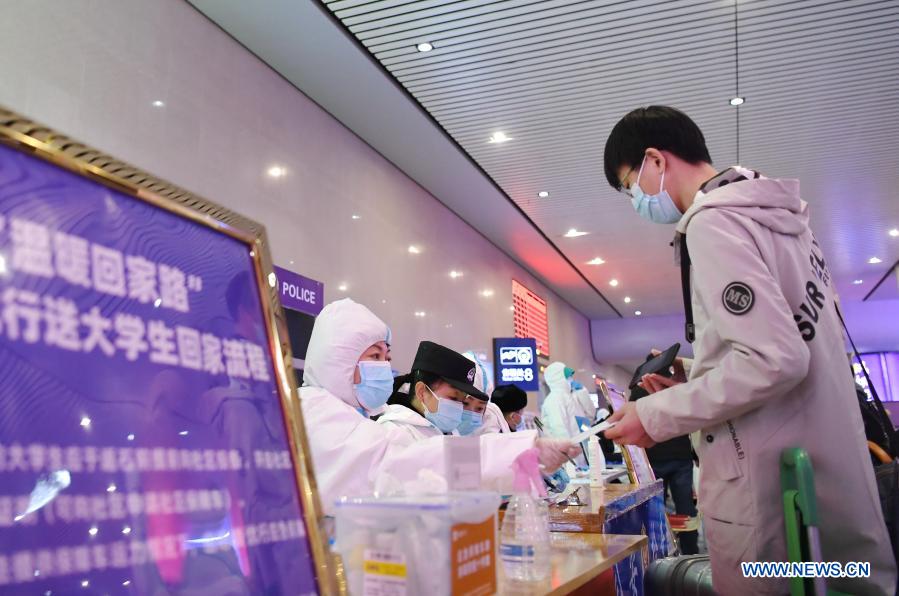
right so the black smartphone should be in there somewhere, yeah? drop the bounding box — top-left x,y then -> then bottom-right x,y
628,343 -> 681,389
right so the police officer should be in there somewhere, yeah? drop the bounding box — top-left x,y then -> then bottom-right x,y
602,106 -> 895,594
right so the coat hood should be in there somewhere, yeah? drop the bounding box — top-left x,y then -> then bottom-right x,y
544,361 -> 571,395
677,167 -> 809,237
303,298 -> 392,408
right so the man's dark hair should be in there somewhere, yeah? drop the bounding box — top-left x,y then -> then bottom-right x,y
603,105 -> 712,191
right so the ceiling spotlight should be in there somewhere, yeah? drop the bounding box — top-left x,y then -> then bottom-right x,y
449,270 -> 463,279
537,191 -> 550,198
416,42 -> 434,52
853,279 -> 864,285
868,257 -> 882,264
609,279 -> 619,287
88,527 -> 98,537
267,165 -> 285,178
178,430 -> 189,437
152,100 -> 165,108
122,526 -> 132,535
414,311 -> 426,318
564,228 -> 588,238
338,283 -> 348,292
586,257 -> 605,265
635,310 -> 643,316
488,131 -> 512,144
351,214 -> 361,220
480,289 -> 494,298
127,433 -> 135,441
889,228 -> 899,237
80,416 -> 91,429
408,245 -> 421,254
624,296 -> 631,303
107,484 -> 117,493
730,97 -> 745,106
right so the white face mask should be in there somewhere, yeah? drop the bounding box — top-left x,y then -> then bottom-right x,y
628,156 -> 683,224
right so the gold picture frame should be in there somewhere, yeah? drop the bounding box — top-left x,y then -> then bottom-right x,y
0,106 -> 339,594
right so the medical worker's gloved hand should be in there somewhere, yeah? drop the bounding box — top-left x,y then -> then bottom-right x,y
545,466 -> 570,493
535,438 -> 580,473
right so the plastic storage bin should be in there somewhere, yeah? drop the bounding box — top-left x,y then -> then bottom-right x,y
333,492 -> 501,596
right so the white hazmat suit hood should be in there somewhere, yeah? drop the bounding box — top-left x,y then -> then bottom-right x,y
303,298 -> 391,411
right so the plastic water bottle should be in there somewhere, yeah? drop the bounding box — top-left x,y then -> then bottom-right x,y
500,449 -> 551,581
588,434 -> 605,487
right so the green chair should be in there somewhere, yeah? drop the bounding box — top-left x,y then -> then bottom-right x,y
780,448 -> 850,596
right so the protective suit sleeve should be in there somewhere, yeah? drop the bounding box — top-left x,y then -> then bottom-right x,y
635,209 -> 810,442
375,430 -> 538,495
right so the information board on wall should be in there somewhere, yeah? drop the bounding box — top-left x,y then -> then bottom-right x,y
493,337 -> 539,392
0,119 -> 322,593
511,279 -> 550,359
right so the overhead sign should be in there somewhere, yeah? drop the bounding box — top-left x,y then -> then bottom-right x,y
0,119 -> 326,593
274,265 -> 323,316
512,279 -> 550,359
493,337 -> 539,391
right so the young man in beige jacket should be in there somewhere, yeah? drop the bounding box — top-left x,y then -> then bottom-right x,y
603,106 -> 896,595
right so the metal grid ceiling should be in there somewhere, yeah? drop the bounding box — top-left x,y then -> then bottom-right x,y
324,0 -> 899,317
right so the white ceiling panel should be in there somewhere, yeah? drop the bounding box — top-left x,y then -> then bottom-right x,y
323,0 -> 899,316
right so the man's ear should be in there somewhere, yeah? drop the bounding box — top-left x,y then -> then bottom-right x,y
644,147 -> 666,171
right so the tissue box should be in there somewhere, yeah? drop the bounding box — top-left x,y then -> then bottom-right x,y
333,492 -> 501,596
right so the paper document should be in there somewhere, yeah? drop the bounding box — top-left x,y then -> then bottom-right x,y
571,421 -> 617,444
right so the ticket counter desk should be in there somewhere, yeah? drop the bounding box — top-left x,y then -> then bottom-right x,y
530,479 -> 673,596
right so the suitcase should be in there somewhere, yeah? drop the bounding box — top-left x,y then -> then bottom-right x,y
645,554 -> 715,595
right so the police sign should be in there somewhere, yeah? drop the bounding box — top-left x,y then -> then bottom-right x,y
493,337 -> 539,391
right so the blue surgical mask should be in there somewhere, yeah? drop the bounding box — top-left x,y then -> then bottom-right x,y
354,360 -> 394,412
424,386 -> 464,433
629,156 -> 682,224
457,409 -> 484,436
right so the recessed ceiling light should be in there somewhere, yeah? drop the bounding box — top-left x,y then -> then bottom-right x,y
537,191 -> 550,198
338,283 -> 348,292
853,279 -> 864,285
729,97 -> 745,106
414,311 -> 426,318
416,42 -> 434,52
488,131 -> 512,144
509,305 -> 515,311
408,245 -> 421,254
564,228 -> 588,238
81,580 -> 90,588
122,526 -> 132,535
869,257 -> 882,264
179,430 -> 189,436
152,100 -> 165,108
624,296 -> 631,303
609,279 -> 619,287
80,416 -> 91,428
449,270 -> 463,279
480,289 -> 494,298
889,228 -> 899,237
88,526 -> 98,537
267,165 -> 285,178
635,310 -> 643,316
351,215 -> 361,220
586,257 -> 605,265
127,433 -> 135,441
107,484 -> 117,493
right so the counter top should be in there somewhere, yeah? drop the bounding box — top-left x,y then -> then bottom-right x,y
497,533 -> 647,595
549,480 -> 664,533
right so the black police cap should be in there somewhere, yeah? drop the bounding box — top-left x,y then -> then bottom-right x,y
411,341 -> 488,401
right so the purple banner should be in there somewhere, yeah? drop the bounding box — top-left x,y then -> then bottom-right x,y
274,266 -> 323,316
0,143 -> 318,594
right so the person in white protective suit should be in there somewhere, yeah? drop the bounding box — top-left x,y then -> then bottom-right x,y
570,380 -> 597,424
377,342 -> 491,441
603,106 -> 896,595
540,362 -> 580,440
299,298 -> 580,515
